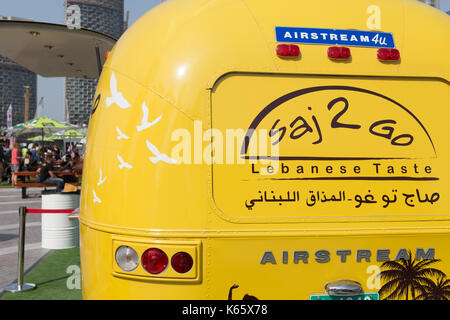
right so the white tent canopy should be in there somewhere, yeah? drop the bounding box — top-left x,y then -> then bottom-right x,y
0,20 -> 116,78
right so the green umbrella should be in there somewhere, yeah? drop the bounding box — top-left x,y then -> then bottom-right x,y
12,116 -> 69,130
54,130 -> 85,154
27,135 -> 53,142
54,129 -> 85,139
12,116 -> 70,141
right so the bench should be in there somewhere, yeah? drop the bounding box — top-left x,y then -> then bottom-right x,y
13,171 -> 79,199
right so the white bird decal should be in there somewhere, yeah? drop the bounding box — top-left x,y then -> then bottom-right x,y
97,168 -> 107,186
117,154 -> 133,169
136,101 -> 162,132
116,127 -> 130,140
92,189 -> 102,203
146,140 -> 177,164
106,72 -> 131,109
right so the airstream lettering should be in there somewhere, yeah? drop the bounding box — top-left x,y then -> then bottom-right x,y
275,26 -> 395,48
80,0 -> 450,299
260,248 -> 436,264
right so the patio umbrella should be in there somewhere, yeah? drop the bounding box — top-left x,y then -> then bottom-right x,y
27,135 -> 53,142
54,129 -> 85,140
52,129 -> 86,153
11,116 -> 70,141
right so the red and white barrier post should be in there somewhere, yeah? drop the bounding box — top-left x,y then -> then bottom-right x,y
5,207 -> 36,292
4,206 -> 78,293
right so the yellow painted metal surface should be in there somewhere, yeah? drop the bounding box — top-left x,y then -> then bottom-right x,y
80,0 -> 450,299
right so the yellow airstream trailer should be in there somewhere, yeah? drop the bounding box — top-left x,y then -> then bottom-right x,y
80,0 -> 450,300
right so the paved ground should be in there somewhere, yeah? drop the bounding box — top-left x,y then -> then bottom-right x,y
0,187 -> 50,292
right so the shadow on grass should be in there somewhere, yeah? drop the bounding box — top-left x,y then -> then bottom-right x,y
1,247 -> 82,300
37,275 -> 71,286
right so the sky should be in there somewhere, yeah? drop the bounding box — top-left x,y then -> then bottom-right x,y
0,0 -> 449,121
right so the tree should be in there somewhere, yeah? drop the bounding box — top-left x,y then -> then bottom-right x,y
378,251 -> 446,300
416,276 -> 450,300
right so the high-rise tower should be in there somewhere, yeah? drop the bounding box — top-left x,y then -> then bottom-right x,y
64,0 -> 124,126
0,17 -> 37,127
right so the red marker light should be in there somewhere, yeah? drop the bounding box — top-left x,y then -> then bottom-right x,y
328,46 -> 351,60
276,44 -> 300,57
171,252 -> 194,273
377,48 -> 400,61
141,248 -> 168,274
105,50 -> 111,60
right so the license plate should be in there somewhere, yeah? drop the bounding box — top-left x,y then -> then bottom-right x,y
310,293 -> 379,300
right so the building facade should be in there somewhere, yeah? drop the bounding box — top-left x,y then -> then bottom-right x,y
64,0 -> 124,126
0,17 -> 37,127
418,0 -> 440,8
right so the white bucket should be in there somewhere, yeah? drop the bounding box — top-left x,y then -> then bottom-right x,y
41,191 -> 80,249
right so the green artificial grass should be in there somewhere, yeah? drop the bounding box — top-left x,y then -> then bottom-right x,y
0,180 -> 12,188
1,247 -> 82,300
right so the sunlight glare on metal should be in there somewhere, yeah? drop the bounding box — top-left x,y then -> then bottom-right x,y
176,65 -> 187,78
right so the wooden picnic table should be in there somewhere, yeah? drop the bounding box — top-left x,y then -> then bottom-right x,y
12,171 -> 80,199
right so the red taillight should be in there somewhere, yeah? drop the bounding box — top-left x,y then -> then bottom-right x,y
377,48 -> 400,61
171,252 -> 193,273
105,50 -> 111,60
328,46 -> 351,60
141,248 -> 168,274
276,44 -> 300,57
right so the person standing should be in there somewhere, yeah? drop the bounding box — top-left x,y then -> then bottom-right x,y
52,144 -> 61,161
10,142 -> 20,186
0,141 -> 5,183
21,143 -> 28,158
30,144 -> 38,164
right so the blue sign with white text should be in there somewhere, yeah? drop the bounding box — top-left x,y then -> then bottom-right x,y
275,27 -> 395,48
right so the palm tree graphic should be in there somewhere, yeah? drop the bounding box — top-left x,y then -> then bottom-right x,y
378,250 -> 446,300
415,276 -> 450,300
